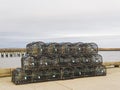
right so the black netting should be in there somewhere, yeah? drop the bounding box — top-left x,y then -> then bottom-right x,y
12,41 -> 106,85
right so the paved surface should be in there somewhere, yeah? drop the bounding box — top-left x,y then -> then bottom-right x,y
0,68 -> 120,90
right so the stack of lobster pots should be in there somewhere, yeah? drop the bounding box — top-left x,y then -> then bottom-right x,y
12,41 -> 106,85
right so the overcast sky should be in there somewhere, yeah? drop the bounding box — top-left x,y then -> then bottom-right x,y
0,0 -> 120,48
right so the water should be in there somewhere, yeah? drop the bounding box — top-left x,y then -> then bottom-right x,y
0,51 -> 120,68
99,51 -> 120,62
0,57 -> 21,68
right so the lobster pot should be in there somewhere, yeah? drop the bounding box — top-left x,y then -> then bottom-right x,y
12,68 -> 28,85
70,57 -> 79,65
39,56 -> 57,66
74,66 -> 83,77
31,69 -> 47,81
70,42 -> 83,57
46,43 -> 59,57
59,42 -> 71,57
82,43 -> 98,55
66,56 -> 82,65
82,65 -> 95,76
59,57 -> 72,66
81,56 -> 92,65
91,54 -> 103,65
95,65 -> 106,76
21,56 -> 35,70
26,41 -> 45,57
62,67 -> 74,79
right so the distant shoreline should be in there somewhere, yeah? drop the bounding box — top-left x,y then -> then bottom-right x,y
99,48 -> 120,51
0,48 -> 120,53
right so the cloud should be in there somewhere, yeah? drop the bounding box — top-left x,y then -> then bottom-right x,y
0,0 -> 120,48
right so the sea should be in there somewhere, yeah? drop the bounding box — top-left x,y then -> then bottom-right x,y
0,51 -> 120,68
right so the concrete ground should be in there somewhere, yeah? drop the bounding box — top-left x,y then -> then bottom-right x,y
0,68 -> 120,90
